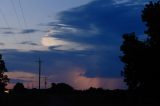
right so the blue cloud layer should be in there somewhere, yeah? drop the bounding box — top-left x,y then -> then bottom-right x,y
1,0 -> 152,89
45,0 -> 148,77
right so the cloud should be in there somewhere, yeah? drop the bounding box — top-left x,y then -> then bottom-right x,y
0,27 -> 16,35
2,47 -> 125,89
0,42 -> 5,46
19,41 -> 38,46
113,0 -> 130,4
44,0 -> 147,51
5,71 -> 38,82
0,27 -> 39,35
113,0 -> 148,6
5,69 -> 126,90
3,31 -> 15,34
5,71 -> 39,89
41,35 -> 93,51
46,22 -> 70,27
49,68 -> 126,90
40,0 -> 148,78
0,27 -> 13,30
2,0 -> 151,90
20,29 -> 38,34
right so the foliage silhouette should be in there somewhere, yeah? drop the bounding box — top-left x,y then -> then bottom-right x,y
121,1 -> 160,92
50,83 -> 74,93
120,33 -> 145,90
12,82 -> 26,93
0,82 -> 159,106
0,54 -> 9,93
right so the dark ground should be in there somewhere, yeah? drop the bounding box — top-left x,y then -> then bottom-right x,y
0,89 -> 159,106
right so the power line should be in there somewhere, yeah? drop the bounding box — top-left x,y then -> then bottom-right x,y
0,9 -> 10,29
0,7 -> 18,45
18,0 -> 37,52
10,0 -> 22,27
18,0 -> 28,27
10,0 -> 31,51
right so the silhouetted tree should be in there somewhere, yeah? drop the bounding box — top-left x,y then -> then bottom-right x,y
120,33 -> 145,90
56,83 -> 74,91
141,1 -> 160,91
13,82 -> 25,93
50,83 -> 74,93
121,1 -> 160,91
0,54 -> 9,93
50,83 -> 56,89
142,1 -> 160,46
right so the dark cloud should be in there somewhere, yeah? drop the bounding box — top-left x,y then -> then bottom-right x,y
3,31 -> 15,34
0,27 -> 15,35
0,27 -> 13,30
44,0 -> 149,78
1,48 -> 121,78
55,0 -> 146,44
1,0 -> 152,89
0,27 -> 39,34
0,42 -> 5,46
47,22 -> 69,27
48,45 -> 63,50
19,41 -> 38,46
20,29 -> 38,34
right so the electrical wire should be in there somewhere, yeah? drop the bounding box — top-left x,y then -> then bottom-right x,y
0,7 -> 18,46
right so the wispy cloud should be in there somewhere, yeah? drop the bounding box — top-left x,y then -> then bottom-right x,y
113,0 -> 130,4
0,27 -> 13,30
5,71 -> 38,82
0,27 -> 39,35
41,30 -> 93,51
19,41 -> 38,46
5,71 -> 39,89
3,31 -> 15,34
113,0 -> 148,6
20,29 -> 38,34
0,27 -> 16,35
0,42 -> 5,46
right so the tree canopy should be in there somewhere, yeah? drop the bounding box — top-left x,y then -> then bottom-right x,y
121,1 -> 160,91
0,54 -> 9,92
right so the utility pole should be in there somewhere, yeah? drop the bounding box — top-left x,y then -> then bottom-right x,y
44,76 -> 47,89
32,83 -> 33,89
38,58 -> 42,89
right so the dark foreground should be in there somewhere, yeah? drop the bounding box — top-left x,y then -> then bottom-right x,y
0,89 -> 159,106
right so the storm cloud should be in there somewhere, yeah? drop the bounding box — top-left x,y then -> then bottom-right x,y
1,0 -> 151,89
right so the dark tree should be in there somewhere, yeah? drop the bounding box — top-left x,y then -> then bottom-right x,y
50,83 -> 74,93
0,54 -> 9,92
141,1 -> 160,91
142,1 -> 160,46
56,83 -> 74,92
121,1 -> 160,91
120,33 -> 145,90
13,82 -> 25,93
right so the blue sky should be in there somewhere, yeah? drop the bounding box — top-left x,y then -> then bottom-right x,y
0,0 -> 153,89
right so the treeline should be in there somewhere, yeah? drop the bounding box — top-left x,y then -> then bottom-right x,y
0,82 -> 158,106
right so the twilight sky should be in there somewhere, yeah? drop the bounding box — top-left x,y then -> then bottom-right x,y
0,0 -> 153,90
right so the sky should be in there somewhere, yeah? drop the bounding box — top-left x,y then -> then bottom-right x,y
0,0 -> 154,90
